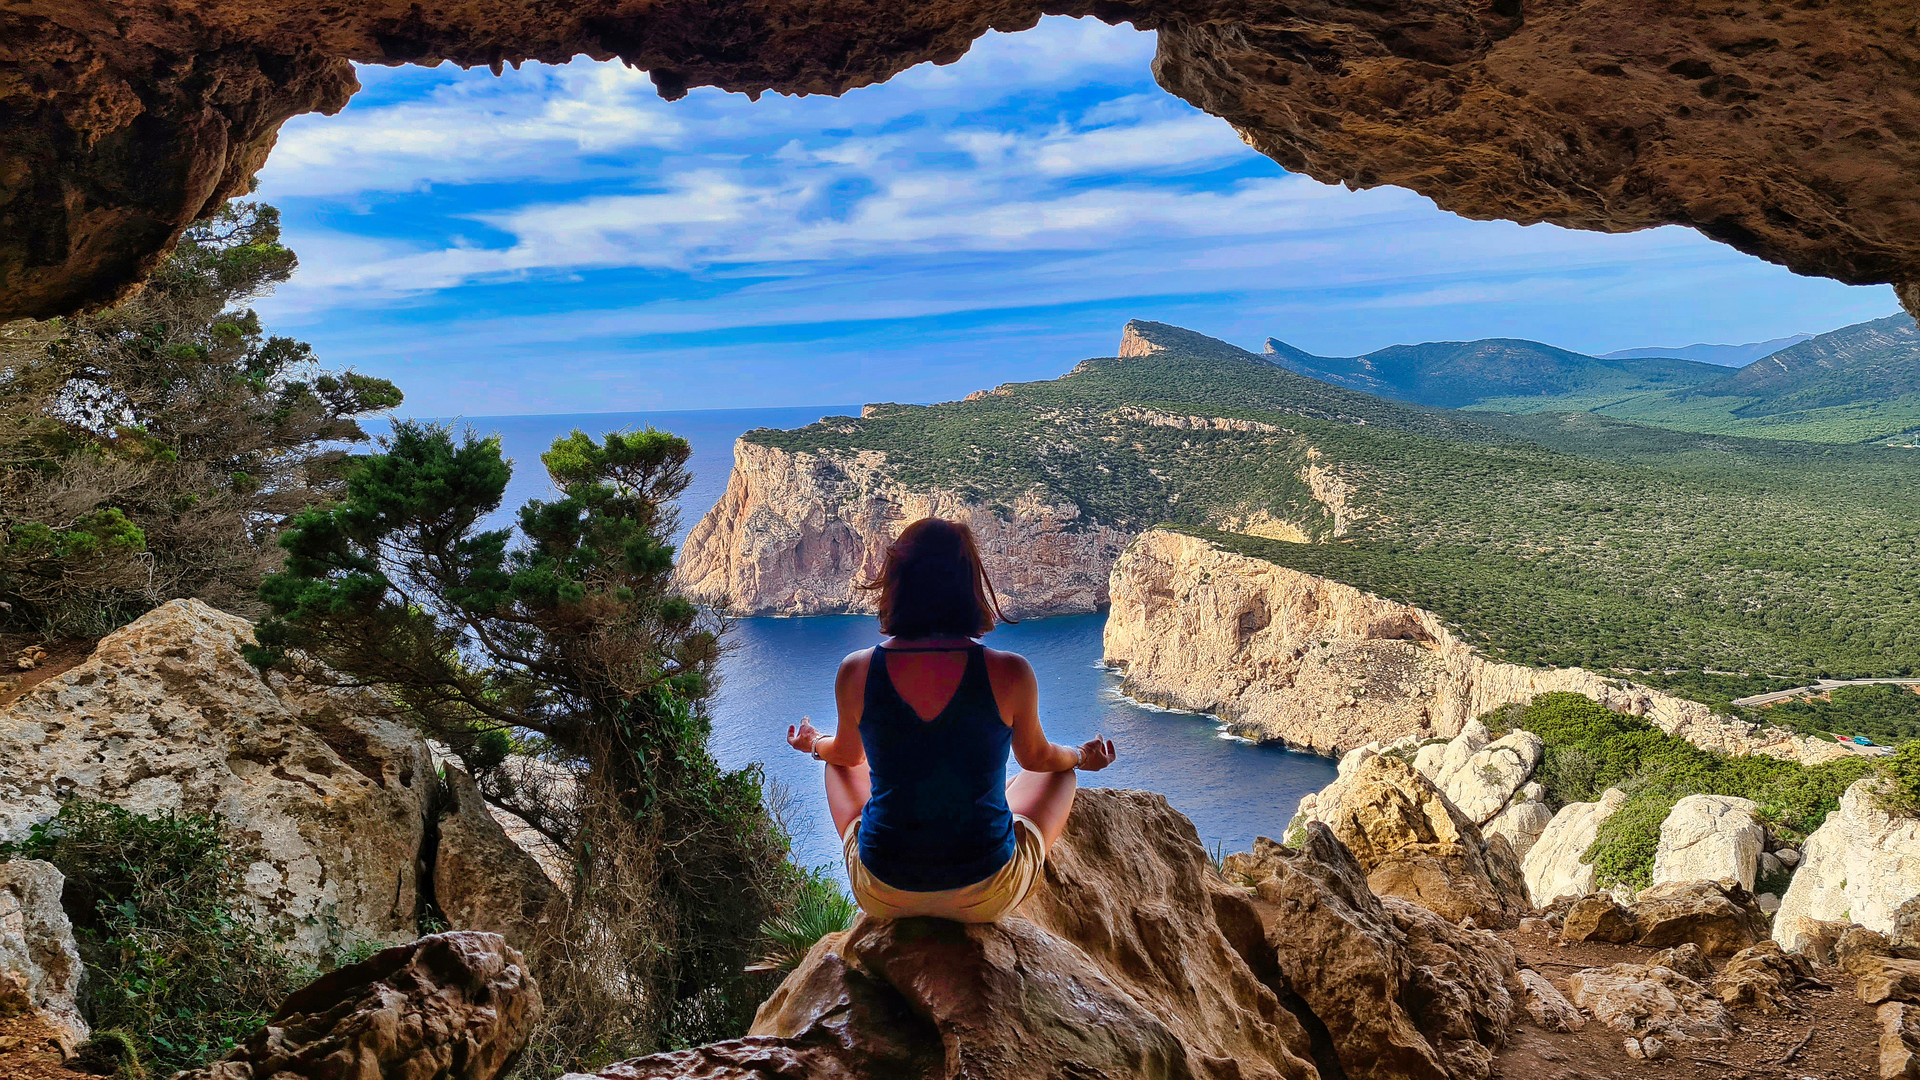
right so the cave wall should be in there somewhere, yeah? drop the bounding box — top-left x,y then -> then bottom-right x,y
3,0 -> 1917,321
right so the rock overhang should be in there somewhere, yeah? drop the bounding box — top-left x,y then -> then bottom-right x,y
4,0 -> 1918,322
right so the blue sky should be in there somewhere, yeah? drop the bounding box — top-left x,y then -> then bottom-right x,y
253,17 -> 1900,416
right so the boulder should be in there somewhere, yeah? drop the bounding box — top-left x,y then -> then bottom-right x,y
433,768 -> 566,963
0,600 -> 435,959
0,860 -> 86,1054
1840,928 -> 1905,974
1647,944 -> 1714,984
1424,725 -> 1545,827
1711,940 -> 1816,1014
1651,794 -> 1765,892
1859,959 -> 1920,1006
1561,895 -> 1638,945
1778,778 -> 1920,954
1484,800 -> 1554,864
591,794 -> 1516,1080
1522,789 -> 1628,907
1294,755 -> 1524,927
1628,879 -> 1764,957
1565,963 -> 1732,1043
1514,969 -> 1585,1032
178,931 -> 540,1080
1881,1002 -> 1920,1080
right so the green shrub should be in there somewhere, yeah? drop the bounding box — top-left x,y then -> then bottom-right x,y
1,801 -> 312,1074
1506,693 -> 1877,888
1879,742 -> 1920,817
751,867 -> 856,975
1754,684 -> 1920,748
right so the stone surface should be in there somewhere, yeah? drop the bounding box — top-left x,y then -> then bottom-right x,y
676,440 -> 1129,619
1859,959 -> 1920,1007
1293,754 -> 1523,927
1651,794 -> 1765,892
0,860 -> 85,1054
8,0 -> 1920,323
1561,895 -> 1638,945
1484,799 -> 1555,864
0,599 -> 435,959
1628,879 -> 1764,957
433,767 -> 566,964
1426,726 -> 1544,827
178,931 -> 539,1080
1880,1002 -> 1920,1080
1711,940 -> 1815,1015
1839,928 -> 1903,975
1522,789 -> 1628,907
1565,962 -> 1732,1043
1106,531 -> 1840,761
1648,944 -> 1714,984
1515,969 -> 1585,1033
1778,779 -> 1920,955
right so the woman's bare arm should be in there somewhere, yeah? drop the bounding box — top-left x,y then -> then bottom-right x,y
786,649 -> 869,766
990,650 -> 1116,773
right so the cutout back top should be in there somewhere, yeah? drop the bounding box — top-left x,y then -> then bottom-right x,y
855,643 -> 1016,892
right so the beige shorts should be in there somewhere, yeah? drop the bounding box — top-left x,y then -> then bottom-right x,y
842,815 -> 1045,923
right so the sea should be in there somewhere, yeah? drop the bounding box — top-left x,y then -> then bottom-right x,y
399,407 -> 1337,876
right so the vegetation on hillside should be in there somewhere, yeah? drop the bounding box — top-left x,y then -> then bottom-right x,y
0,801 -> 329,1076
1488,694 -> 1876,891
1750,685 -> 1920,748
749,323 -> 1919,699
249,423 -> 797,1068
0,202 -> 400,638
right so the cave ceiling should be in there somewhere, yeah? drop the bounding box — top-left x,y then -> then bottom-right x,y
3,0 -> 1917,322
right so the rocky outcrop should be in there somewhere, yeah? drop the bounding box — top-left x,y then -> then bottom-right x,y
1293,754 -> 1525,927
1883,1002 -> 1920,1080
1652,794 -> 1766,892
1521,789 -> 1628,907
1565,962 -> 1731,1044
676,440 -> 1129,618
178,931 -> 540,1080
433,768 -> 566,963
1711,940 -> 1816,1015
9,0 -> 1920,323
0,599 -> 435,960
1514,970 -> 1584,1033
1777,779 -> 1920,955
0,860 -> 85,1055
586,791 -> 1515,1080
1104,530 -> 1848,762
1629,879 -> 1764,957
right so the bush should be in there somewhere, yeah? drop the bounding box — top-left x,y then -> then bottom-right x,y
751,867 -> 856,974
1507,693 -> 1876,888
1879,741 -> 1920,817
1,801 -> 312,1073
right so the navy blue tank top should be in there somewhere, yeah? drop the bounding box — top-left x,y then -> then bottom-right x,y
856,643 -> 1016,892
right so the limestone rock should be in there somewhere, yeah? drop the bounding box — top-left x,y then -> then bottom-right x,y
1859,959 -> 1920,1007
1839,928 -> 1903,975
1522,789 -> 1628,907
1294,754 -> 1523,926
433,768 -> 566,964
178,931 -> 539,1080
1711,940 -> 1815,1014
1880,1002 -> 1920,1080
1651,794 -> 1765,892
0,599 -> 435,960
1561,895 -> 1638,945
1778,779 -> 1920,954
1428,726 -> 1544,827
1514,969 -> 1585,1033
1107,532 -> 1836,760
677,440 -> 1128,618
1647,944 -> 1713,985
0,860 -> 85,1054
1565,963 -> 1732,1043
1628,879 -> 1764,957
1485,800 -> 1554,864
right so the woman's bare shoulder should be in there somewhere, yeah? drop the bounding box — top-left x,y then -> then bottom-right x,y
838,647 -> 874,675
981,648 -> 1035,680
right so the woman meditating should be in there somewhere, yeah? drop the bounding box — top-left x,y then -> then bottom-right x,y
785,517 -> 1117,922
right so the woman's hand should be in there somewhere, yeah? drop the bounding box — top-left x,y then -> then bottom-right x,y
787,718 -> 821,755
1076,735 -> 1117,772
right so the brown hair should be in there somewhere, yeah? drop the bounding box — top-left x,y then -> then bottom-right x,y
859,518 -> 1013,639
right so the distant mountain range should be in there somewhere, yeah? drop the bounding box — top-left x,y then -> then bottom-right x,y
1601,334 -> 1813,367
1264,313 -> 1920,443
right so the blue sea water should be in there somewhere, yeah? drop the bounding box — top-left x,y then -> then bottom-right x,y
403,406 -> 1337,875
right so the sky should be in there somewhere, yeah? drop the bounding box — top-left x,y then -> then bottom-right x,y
253,17 -> 1902,417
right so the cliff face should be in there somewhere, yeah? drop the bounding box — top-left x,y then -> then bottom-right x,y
676,439 -> 1131,618
1104,529 -> 1848,763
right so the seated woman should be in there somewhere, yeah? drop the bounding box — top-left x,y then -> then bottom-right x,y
785,517 -> 1116,922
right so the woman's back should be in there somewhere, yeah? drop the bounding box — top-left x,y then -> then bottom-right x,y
855,643 -> 1015,891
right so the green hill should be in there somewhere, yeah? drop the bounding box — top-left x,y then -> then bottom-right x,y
748,321 -> 1920,701
1263,336 -> 1726,409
